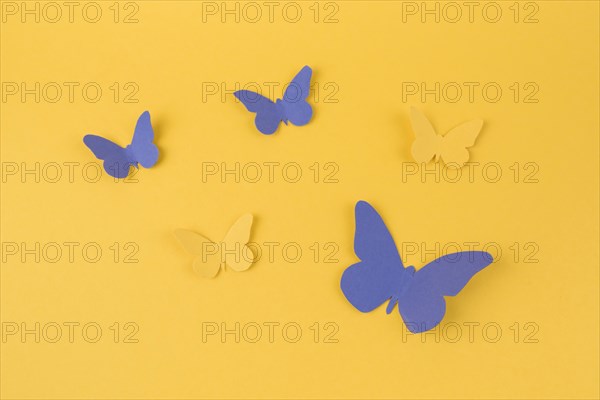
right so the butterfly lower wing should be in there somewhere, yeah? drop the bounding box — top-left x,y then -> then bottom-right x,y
222,214 -> 254,272
398,294 -> 446,334
340,201 -> 406,313
398,251 -> 493,333
283,101 -> 312,127
174,229 -> 221,278
409,107 -> 439,163
103,159 -> 134,179
341,261 -> 399,313
234,90 -> 282,135
440,119 -> 483,166
83,135 -> 132,179
192,257 -> 222,278
130,111 -> 159,168
282,66 -> 313,126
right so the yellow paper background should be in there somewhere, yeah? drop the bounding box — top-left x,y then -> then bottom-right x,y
1,1 -> 598,399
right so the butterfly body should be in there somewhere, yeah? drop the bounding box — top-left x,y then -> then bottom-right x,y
384,265 -> 416,314
341,201 -> 493,333
83,111 -> 158,178
274,99 -> 288,124
428,135 -> 443,162
235,66 -> 313,134
122,146 -> 138,168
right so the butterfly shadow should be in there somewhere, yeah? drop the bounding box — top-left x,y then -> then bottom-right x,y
245,213 -> 259,265
152,117 -> 166,167
396,109 -> 415,161
308,68 -> 318,124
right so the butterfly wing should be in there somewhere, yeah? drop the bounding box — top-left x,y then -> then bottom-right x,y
83,134 -> 132,179
173,229 -> 221,278
398,251 -> 493,333
409,107 -> 439,163
129,111 -> 159,168
440,119 -> 483,166
234,90 -> 282,135
222,214 -> 254,272
282,65 -> 313,126
340,201 -> 406,313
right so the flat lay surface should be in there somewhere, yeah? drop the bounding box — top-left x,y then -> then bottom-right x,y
1,1 -> 599,399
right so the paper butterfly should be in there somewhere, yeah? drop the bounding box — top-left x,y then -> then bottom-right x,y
410,107 -> 483,167
340,201 -> 493,333
234,66 -> 313,135
83,111 -> 159,179
174,214 -> 255,278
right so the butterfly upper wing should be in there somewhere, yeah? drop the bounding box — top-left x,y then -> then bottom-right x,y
410,107 -> 440,163
398,251 -> 493,333
130,111 -> 159,168
83,134 -> 132,179
353,201 -> 404,264
222,214 -> 254,272
340,201 -> 406,313
173,229 -> 221,278
282,65 -> 313,126
234,90 -> 282,135
440,119 -> 483,166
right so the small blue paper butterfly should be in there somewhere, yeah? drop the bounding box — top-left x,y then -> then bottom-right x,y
234,66 -> 313,135
83,111 -> 159,179
341,201 -> 494,333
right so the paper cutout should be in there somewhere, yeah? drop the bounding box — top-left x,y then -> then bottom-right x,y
83,111 -> 159,179
234,66 -> 313,134
174,214 -> 254,278
340,201 -> 493,333
410,107 -> 483,167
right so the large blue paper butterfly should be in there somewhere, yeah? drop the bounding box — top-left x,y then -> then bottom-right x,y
234,66 -> 313,135
83,111 -> 159,179
341,201 -> 493,333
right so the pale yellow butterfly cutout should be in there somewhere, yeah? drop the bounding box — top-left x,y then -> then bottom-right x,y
410,107 -> 483,167
174,214 -> 254,278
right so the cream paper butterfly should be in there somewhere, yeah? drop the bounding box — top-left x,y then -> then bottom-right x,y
410,107 -> 483,167
174,214 -> 254,278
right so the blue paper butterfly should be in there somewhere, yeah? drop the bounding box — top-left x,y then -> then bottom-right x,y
83,111 -> 159,179
234,66 -> 313,135
341,201 -> 493,333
